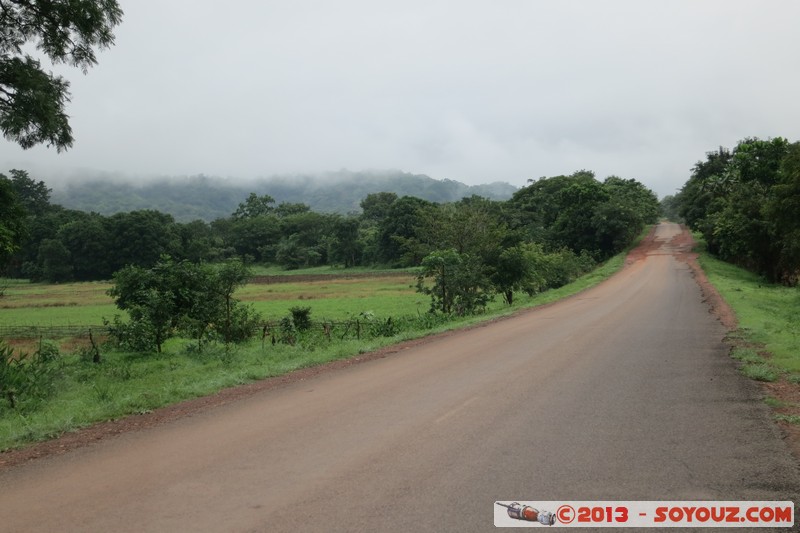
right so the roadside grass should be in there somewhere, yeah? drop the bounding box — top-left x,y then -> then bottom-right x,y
0,232 -> 643,451
694,241 -> 800,378
692,235 -> 800,428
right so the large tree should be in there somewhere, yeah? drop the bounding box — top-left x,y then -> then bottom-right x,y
0,175 -> 26,266
0,0 -> 123,150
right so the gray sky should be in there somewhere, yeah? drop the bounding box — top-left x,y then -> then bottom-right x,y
2,0 -> 799,198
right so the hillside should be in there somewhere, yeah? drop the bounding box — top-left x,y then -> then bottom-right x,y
50,170 -> 517,221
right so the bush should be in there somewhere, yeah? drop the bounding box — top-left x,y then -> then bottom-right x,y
225,303 -> 262,343
290,306 -> 312,331
105,314 -> 160,353
0,341 -> 59,410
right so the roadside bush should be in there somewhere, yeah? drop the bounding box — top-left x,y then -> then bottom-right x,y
105,314 -> 161,353
278,316 -> 297,345
225,303 -> 262,343
290,306 -> 313,331
107,257 -> 257,353
0,341 -> 60,410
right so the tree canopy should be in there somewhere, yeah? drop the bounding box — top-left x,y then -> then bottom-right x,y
675,137 -> 800,284
0,0 -> 123,150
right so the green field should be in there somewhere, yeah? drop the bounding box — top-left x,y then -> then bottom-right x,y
0,275 -> 424,328
0,280 -> 114,326
240,275 -> 425,320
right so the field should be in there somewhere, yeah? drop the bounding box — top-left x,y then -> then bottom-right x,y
0,274 -> 423,328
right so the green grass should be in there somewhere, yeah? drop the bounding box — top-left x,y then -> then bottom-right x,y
0,233 -> 644,451
239,275 -> 424,320
0,281 -> 115,326
694,239 -> 800,376
774,414 -> 800,426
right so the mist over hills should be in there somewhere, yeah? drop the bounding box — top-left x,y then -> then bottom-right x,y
49,170 -> 518,222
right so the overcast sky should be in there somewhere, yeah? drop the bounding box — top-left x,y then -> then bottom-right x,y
2,0 -> 799,198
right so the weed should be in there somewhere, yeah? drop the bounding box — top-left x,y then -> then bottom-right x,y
731,347 -> 764,364
739,364 -> 779,382
92,381 -> 114,403
774,414 -> 800,425
764,396 -> 787,408
105,362 -> 134,381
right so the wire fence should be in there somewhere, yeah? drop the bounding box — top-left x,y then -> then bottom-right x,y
0,316 -> 419,342
0,325 -> 108,339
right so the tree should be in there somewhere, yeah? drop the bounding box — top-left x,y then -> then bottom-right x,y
273,202 -> 310,218
108,257 -> 259,352
593,176 -> 659,256
0,0 -> 124,150
676,147 -> 733,230
0,174 -> 26,268
57,213 -> 112,280
232,193 -> 275,219
6,169 -> 51,215
212,259 -> 254,344
106,210 -> 180,272
416,249 -> 493,315
660,194 -> 681,222
36,238 -> 73,282
766,142 -> 800,284
489,243 -> 547,305
377,196 -> 435,266
360,192 -> 397,224
108,261 -> 178,353
420,199 -> 508,259
675,137 -> 800,284
327,216 -> 362,267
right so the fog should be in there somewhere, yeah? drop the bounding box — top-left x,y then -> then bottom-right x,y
2,0 -> 799,198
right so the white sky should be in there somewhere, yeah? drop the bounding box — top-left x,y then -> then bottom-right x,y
2,0 -> 799,198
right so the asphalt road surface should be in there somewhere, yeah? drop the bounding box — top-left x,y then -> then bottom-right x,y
1,223 -> 798,532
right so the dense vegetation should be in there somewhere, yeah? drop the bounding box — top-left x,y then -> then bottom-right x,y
670,137 -> 800,285
2,169 -> 658,292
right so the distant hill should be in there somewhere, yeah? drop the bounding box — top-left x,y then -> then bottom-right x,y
50,170 -> 518,222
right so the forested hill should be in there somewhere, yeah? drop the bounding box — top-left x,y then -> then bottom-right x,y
49,171 -> 518,222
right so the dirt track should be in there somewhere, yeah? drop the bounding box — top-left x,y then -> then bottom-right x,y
1,223 -> 798,532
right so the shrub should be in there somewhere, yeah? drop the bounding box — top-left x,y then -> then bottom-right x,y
290,306 -> 312,331
0,341 -> 59,410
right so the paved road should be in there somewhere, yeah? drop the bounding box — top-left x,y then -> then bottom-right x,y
1,223 -> 798,532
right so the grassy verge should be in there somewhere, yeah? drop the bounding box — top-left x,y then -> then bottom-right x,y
692,235 -> 800,427
0,232 -> 644,451
694,240 -> 800,378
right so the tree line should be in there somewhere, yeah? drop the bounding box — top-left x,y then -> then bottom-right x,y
668,137 -> 800,285
2,169 -> 658,280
